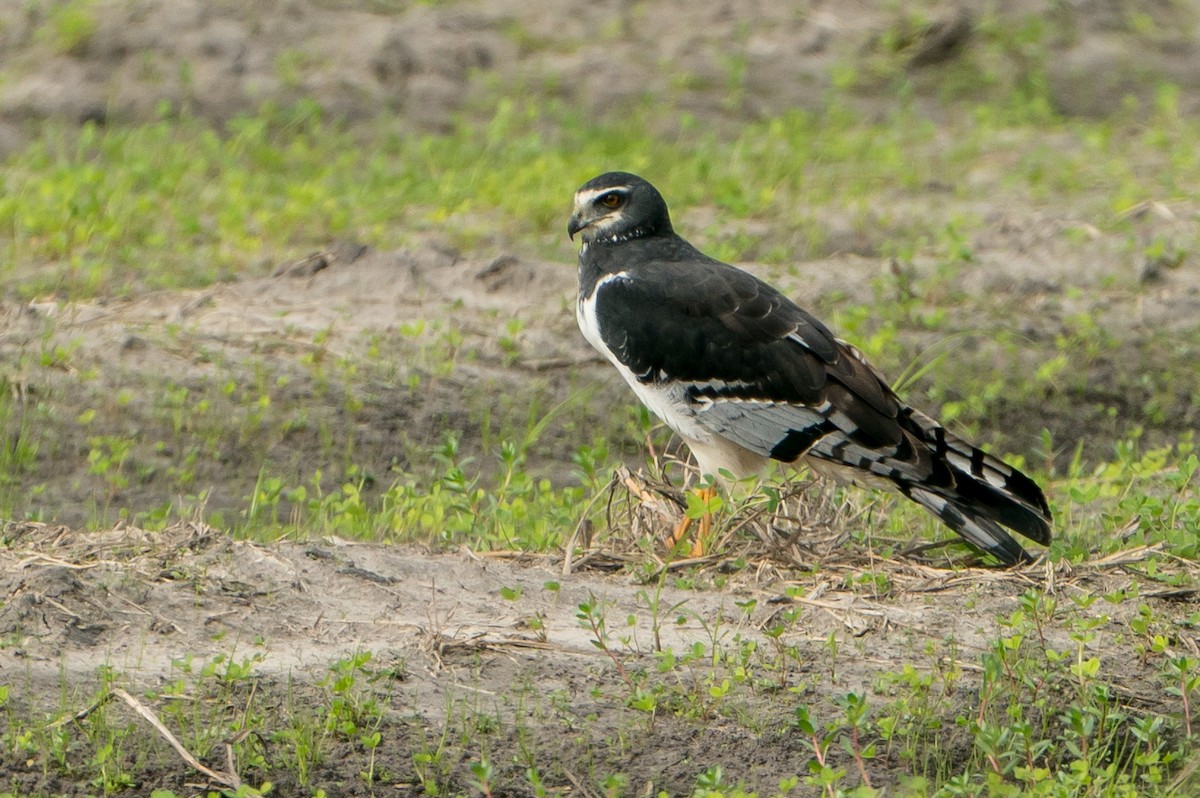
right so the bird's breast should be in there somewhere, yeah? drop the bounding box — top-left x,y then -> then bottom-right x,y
576,273 -> 718,448
576,270 -> 630,365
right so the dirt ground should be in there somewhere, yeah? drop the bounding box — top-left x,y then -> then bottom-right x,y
1,234 -> 1196,795
4,521 -> 1198,796
5,0 -> 1200,154
3,1 -> 1200,795
3,202 -> 1196,530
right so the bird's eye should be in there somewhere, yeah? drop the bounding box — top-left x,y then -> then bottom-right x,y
599,192 -> 622,209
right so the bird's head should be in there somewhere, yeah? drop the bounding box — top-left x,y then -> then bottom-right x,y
567,172 -> 672,244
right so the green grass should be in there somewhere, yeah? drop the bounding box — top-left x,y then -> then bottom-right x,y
35,0 -> 99,56
3,25 -> 1200,794
3,84 -> 1199,300
0,66 -> 1196,550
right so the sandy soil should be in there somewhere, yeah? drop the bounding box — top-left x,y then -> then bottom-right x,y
2,0 -> 1200,795
4,0 -> 1200,156
3,521 -> 1196,795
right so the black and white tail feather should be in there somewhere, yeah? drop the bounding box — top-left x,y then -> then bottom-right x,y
568,171 -> 1052,565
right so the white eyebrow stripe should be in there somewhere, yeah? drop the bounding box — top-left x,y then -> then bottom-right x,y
573,186 -> 629,207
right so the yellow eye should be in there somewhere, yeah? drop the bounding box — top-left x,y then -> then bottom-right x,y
599,193 -> 622,209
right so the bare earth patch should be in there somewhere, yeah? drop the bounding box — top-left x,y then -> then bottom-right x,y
2,520 -> 1197,795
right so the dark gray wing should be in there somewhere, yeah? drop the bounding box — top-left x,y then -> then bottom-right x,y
593,258 -> 1051,564
593,258 -> 904,452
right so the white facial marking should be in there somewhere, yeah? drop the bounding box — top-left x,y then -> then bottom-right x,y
572,185 -> 628,208
571,185 -> 631,239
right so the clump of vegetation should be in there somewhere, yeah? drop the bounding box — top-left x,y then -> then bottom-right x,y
36,0 -> 99,55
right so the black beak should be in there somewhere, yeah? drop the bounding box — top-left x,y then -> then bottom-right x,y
567,215 -> 586,241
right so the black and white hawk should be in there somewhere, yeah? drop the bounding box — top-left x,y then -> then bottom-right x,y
568,171 -> 1052,565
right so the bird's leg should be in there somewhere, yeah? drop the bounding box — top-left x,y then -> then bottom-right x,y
693,484 -> 716,557
665,512 -> 693,552
666,484 -> 718,557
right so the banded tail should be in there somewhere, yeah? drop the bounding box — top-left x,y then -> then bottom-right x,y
895,406 -> 1051,564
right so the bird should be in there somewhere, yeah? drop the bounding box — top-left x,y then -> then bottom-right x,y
567,171 -> 1052,565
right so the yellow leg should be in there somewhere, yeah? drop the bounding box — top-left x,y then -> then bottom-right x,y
694,496 -> 713,558
666,513 -> 693,551
665,485 -> 716,557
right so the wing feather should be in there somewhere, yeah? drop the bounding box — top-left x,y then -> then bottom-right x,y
594,258 -> 899,448
589,253 -> 1051,564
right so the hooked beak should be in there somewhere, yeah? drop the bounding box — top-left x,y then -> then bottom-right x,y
567,213 -> 588,241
